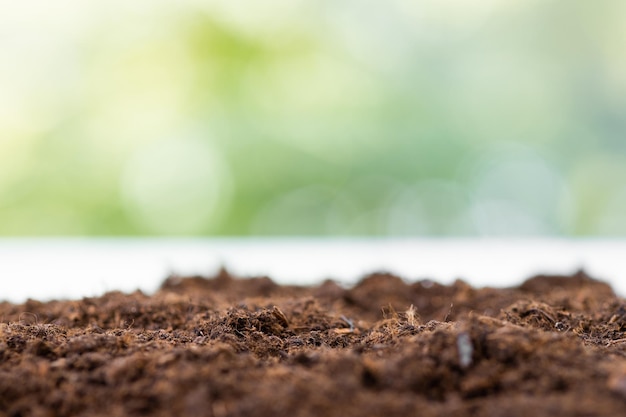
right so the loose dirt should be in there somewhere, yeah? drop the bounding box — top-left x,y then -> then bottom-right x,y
1,269 -> 626,416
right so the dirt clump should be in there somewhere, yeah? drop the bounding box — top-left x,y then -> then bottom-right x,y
1,269 -> 625,416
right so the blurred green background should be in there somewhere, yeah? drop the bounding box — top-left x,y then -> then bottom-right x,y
1,0 -> 625,236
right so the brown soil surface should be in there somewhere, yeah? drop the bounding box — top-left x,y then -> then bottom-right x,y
2,269 -> 626,416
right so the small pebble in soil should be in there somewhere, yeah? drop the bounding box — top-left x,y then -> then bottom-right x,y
457,332 -> 473,368
555,321 -> 568,331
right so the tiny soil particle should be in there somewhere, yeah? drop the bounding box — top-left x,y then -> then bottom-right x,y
1,269 -> 626,416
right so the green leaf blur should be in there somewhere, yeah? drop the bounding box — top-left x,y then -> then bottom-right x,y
1,1 -> 625,236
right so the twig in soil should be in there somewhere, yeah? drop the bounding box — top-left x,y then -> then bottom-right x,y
271,306 -> 289,328
340,315 -> 355,332
444,303 -> 454,322
524,308 -> 555,323
405,305 -> 419,326
381,304 -> 398,320
606,338 -> 626,346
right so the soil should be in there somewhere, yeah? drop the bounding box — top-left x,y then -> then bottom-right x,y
1,269 -> 626,417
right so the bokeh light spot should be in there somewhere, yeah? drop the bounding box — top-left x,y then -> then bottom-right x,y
463,143 -> 568,234
386,179 -> 474,236
250,185 -> 357,236
120,135 -> 232,234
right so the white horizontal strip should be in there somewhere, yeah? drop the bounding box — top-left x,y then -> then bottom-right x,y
0,238 -> 624,303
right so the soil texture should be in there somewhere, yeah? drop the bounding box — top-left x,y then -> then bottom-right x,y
1,269 -> 626,416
